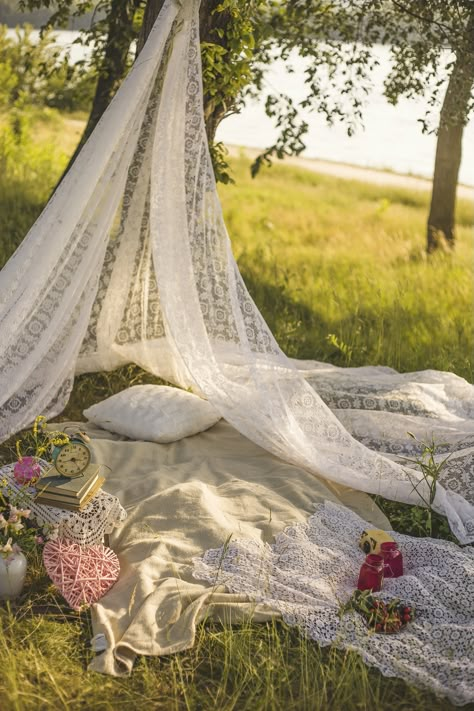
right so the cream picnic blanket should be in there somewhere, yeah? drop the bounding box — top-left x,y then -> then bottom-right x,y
61,420 -> 388,676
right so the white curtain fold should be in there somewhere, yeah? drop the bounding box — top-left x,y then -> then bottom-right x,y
1,0 -> 473,542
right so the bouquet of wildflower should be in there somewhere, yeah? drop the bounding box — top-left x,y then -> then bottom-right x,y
0,486 -> 41,560
15,415 -> 70,461
0,416 -> 67,557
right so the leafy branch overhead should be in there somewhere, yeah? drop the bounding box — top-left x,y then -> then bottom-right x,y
9,0 -> 474,251
264,1 -> 474,149
236,0 -> 474,251
13,1 -> 474,153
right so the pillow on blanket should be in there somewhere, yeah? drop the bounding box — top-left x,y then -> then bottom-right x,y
83,385 -> 220,443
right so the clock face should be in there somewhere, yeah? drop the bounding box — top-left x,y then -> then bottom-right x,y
55,442 -> 91,478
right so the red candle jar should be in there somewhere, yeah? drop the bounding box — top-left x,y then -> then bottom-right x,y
357,554 -> 384,592
380,542 -> 403,578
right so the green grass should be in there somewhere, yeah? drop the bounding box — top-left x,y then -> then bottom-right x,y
0,604 -> 460,711
1,116 -> 473,711
0,542 -> 465,711
222,156 -> 473,380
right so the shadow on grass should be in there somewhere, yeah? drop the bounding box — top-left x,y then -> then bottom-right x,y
0,187 -> 46,269
240,266 -> 340,363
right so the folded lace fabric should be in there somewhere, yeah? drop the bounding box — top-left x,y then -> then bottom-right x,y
193,500 -> 474,706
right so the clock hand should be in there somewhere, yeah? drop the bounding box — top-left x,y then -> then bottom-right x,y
60,457 -> 83,473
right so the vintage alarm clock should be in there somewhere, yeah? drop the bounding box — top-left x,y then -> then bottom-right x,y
51,431 -> 91,478
359,528 -> 396,555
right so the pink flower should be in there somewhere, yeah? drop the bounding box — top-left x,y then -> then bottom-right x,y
13,456 -> 41,484
35,535 -> 44,545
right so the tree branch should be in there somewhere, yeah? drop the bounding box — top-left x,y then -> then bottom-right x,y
390,0 -> 456,42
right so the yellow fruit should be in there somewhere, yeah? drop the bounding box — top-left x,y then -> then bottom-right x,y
359,529 -> 395,555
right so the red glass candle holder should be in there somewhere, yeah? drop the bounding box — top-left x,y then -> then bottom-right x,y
357,554 -> 384,592
380,542 -> 403,578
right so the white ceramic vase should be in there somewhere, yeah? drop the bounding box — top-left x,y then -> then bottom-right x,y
0,551 -> 27,600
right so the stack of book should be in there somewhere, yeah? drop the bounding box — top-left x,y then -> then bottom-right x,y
34,464 -> 104,511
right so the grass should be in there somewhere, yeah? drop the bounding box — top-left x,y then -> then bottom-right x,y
0,114 -> 473,711
222,155 -> 473,380
0,604 -> 460,711
0,539 -> 465,710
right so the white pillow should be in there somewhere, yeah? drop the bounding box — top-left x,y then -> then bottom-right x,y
83,385 -> 220,443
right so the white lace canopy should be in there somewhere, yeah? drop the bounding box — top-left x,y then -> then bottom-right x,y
0,0 -> 473,542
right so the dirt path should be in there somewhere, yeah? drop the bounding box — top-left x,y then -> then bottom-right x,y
226,145 -> 474,201
62,121 -> 474,201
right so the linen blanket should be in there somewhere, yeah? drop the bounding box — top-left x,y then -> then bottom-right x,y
63,420 -> 388,676
56,360 -> 474,676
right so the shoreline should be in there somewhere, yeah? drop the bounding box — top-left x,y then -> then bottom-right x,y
225,144 -> 474,200
60,119 -> 474,199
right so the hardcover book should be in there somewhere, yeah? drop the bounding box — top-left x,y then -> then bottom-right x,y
35,476 -> 105,511
35,464 -> 101,500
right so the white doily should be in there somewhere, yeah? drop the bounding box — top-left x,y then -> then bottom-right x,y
1,463 -> 127,546
193,501 -> 474,706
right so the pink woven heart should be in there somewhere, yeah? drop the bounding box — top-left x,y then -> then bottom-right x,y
43,538 -> 120,610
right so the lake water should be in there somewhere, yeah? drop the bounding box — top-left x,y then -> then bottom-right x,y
8,29 -> 474,186
215,46 -> 474,187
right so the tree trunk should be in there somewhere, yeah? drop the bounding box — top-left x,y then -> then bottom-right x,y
136,0 -> 167,53
427,16 -> 474,253
62,0 -> 233,177
198,0 -> 234,143
137,0 -> 232,143
64,0 -> 140,173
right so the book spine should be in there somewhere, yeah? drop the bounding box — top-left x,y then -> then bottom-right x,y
36,478 -> 105,511
35,481 -> 98,502
35,475 -> 99,500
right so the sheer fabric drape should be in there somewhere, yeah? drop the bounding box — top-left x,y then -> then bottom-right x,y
1,0 -> 473,542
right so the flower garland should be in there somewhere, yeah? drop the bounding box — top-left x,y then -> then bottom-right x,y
339,589 -> 415,634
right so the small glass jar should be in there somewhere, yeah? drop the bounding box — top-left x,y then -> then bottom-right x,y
380,541 -> 403,578
357,553 -> 384,592
0,550 -> 27,600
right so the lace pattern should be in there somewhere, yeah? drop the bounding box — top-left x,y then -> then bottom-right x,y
0,463 -> 127,546
193,501 -> 474,706
1,0 -> 473,544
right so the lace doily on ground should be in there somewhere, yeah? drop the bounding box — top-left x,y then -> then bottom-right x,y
0,463 -> 127,546
193,500 -> 474,706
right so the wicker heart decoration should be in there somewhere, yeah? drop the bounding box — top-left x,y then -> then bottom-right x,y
43,538 -> 120,610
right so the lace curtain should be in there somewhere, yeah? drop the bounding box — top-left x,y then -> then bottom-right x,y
1,0 -> 473,543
